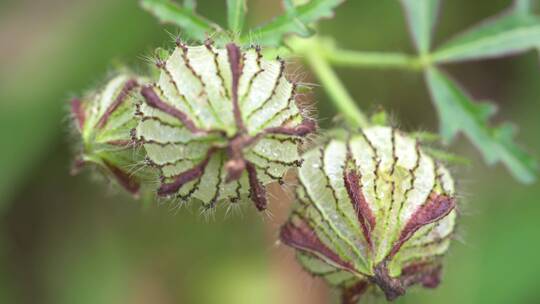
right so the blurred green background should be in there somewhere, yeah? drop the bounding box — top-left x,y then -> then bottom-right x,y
0,0 -> 539,303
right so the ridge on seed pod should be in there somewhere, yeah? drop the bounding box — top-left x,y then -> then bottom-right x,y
280,126 -> 457,302
134,41 -> 316,211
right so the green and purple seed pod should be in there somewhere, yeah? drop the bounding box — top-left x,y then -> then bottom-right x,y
280,126 -> 457,303
71,74 -> 147,196
134,41 -> 316,211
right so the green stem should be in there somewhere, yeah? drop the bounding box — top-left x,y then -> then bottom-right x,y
323,48 -> 423,70
514,0 -> 533,15
287,36 -> 426,128
302,43 -> 370,129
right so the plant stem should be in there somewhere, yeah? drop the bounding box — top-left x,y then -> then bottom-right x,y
302,43 -> 370,129
323,48 -> 423,70
514,0 -> 533,15
288,36 -> 425,128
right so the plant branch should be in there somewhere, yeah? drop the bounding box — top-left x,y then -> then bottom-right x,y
291,38 -> 370,128
323,48 -> 424,70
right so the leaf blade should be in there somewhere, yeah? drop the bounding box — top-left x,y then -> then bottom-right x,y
244,0 -> 345,47
227,0 -> 247,33
433,12 -> 540,63
140,0 -> 220,42
425,67 -> 538,184
399,0 -> 441,55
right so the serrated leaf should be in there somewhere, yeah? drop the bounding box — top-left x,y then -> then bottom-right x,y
243,0 -> 345,46
140,0 -> 220,42
425,67 -> 538,183
399,0 -> 441,55
227,0 -> 247,33
433,12 -> 540,63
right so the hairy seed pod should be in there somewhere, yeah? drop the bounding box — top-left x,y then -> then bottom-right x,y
280,126 -> 457,302
135,42 -> 316,211
71,74 -> 145,195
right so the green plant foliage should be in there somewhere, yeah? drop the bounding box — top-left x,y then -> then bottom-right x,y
281,126 -> 457,301
227,0 -> 247,33
140,0 -> 221,42
400,0 -> 441,55
243,0 -> 345,46
425,67 -> 538,184
433,11 -> 540,63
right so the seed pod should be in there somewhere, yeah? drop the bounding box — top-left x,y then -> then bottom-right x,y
135,42 -> 315,211
280,126 -> 457,302
71,74 -> 145,196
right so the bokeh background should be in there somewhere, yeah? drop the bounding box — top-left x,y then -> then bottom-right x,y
0,0 -> 539,303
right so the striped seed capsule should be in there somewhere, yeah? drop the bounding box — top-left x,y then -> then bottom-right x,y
280,126 -> 457,302
71,74 -> 145,195
135,42 -> 316,211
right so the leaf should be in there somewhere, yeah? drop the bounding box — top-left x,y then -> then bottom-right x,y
227,0 -> 247,33
140,0 -> 220,42
425,67 -> 538,183
432,12 -> 540,63
243,0 -> 345,46
399,0 -> 441,55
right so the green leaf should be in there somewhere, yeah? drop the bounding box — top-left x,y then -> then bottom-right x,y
227,0 -> 247,33
243,0 -> 345,46
140,0 -> 220,42
425,67 -> 538,184
399,0 -> 441,55
433,12 -> 540,63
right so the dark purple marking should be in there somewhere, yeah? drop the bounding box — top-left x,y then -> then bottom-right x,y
157,149 -> 215,196
265,118 -> 317,136
224,134 -> 259,182
97,79 -> 138,129
226,43 -> 246,132
140,86 -> 204,134
71,98 -> 85,131
341,281 -> 368,304
343,169 -> 376,248
103,160 -> 140,196
245,161 -> 267,211
388,193 -> 455,259
401,262 -> 442,289
371,262 -> 405,301
421,267 -> 442,289
280,218 -> 357,273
